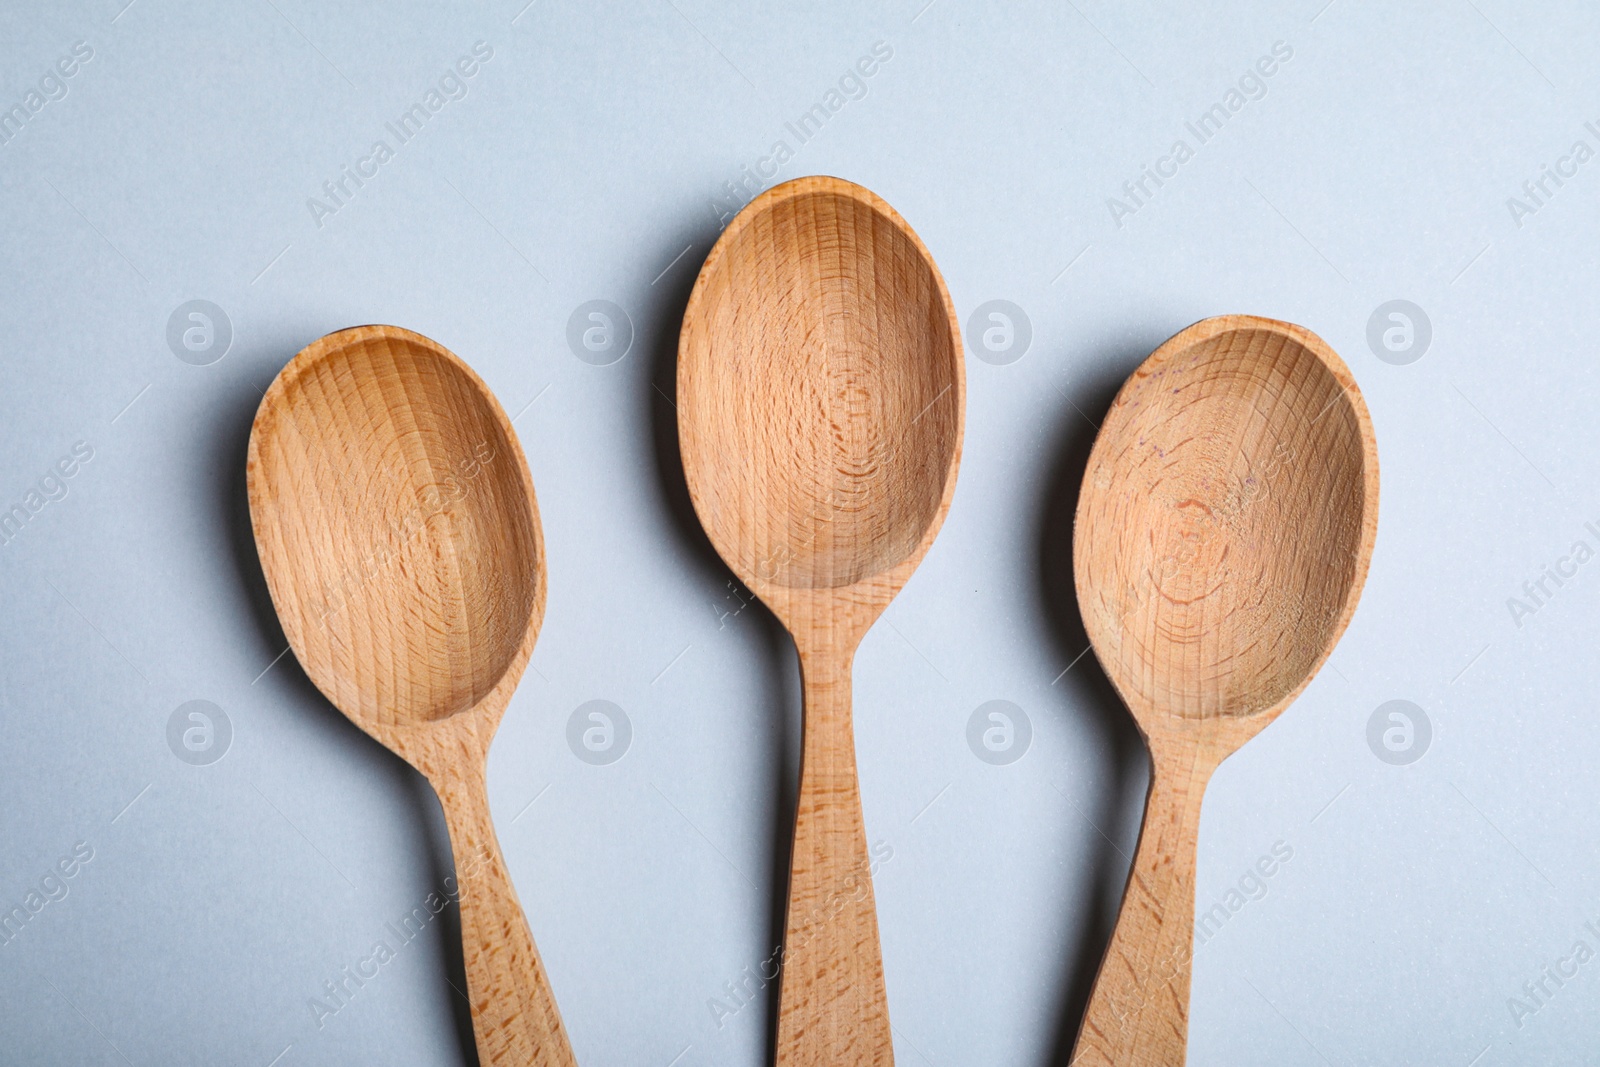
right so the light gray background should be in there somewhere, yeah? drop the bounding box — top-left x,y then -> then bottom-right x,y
2,0 -> 1596,1064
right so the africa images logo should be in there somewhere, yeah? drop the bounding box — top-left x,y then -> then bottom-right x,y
0,441 -> 93,549
0,40 -> 94,149
707,41 -> 894,226
0,842 -> 94,950
1105,41 -> 1293,228
567,701 -> 631,765
1505,520 -> 1600,630
166,701 -> 232,766
304,42 -> 494,229
966,700 -> 1032,765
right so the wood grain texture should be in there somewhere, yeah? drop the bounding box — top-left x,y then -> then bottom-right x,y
678,176 -> 965,1066
247,325 -> 576,1067
1071,315 -> 1379,1067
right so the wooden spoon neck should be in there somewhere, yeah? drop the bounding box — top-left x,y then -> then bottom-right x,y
1070,741 -> 1217,1067
427,765 -> 498,880
795,642 -> 864,771
1135,771 -> 1208,894
797,637 -> 854,688
789,608 -> 868,665
425,747 -> 576,1067
420,733 -> 506,870
780,633 -> 894,1066
1145,742 -> 1220,798
418,742 -> 488,795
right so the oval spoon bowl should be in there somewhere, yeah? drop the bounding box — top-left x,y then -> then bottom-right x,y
679,175 -> 963,605
1076,314 -> 1377,737
248,326 -> 541,738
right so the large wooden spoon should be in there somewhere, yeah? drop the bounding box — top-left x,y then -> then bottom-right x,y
678,176 -> 964,1064
247,325 -> 576,1067
1070,315 -> 1378,1065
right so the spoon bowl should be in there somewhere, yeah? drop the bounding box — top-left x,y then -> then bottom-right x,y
1077,316 -> 1375,735
249,327 -> 539,734
679,176 -> 963,1065
680,176 -> 961,601
1071,315 -> 1377,1066
248,325 -> 575,1067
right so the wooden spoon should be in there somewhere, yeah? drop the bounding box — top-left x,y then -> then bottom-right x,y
1070,315 -> 1378,1065
247,325 -> 576,1067
677,176 -> 964,1065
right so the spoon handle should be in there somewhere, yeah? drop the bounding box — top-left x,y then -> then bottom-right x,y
433,762 -> 577,1067
777,647 -> 894,1066
1072,749 -> 1211,1067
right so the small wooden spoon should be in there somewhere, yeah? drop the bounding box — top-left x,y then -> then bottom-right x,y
247,325 -> 576,1067
1070,315 -> 1378,1065
678,176 -> 964,1065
